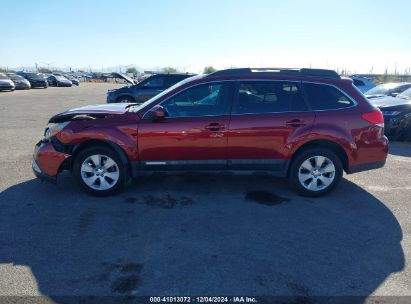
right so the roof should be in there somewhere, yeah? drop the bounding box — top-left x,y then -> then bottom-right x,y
207,68 -> 340,80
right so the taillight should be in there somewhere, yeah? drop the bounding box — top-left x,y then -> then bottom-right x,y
361,110 -> 384,128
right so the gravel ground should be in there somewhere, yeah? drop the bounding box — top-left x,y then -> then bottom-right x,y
0,84 -> 410,301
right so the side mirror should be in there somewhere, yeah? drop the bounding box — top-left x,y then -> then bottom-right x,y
151,105 -> 166,121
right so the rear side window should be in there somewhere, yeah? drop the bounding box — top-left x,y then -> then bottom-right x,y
394,84 -> 411,94
233,81 -> 308,114
165,75 -> 189,86
303,83 -> 355,110
143,75 -> 164,88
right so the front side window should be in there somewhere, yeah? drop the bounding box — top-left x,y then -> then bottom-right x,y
397,88 -> 411,100
303,83 -> 354,110
364,83 -> 398,95
160,83 -> 229,117
394,84 -> 411,94
233,81 -> 307,114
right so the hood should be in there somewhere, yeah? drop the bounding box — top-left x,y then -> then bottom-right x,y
111,72 -> 136,85
369,96 -> 411,108
49,103 -> 132,123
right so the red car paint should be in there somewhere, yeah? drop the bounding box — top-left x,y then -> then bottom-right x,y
33,70 -> 388,184
34,142 -> 71,176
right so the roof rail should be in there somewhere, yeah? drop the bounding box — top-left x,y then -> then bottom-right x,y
207,68 -> 340,79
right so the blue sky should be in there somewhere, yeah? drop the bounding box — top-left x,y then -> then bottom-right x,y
1,0 -> 411,73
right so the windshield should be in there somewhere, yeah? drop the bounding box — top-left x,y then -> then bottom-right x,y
55,75 -> 68,81
397,88 -> 411,100
364,83 -> 398,95
129,75 -> 204,112
8,75 -> 23,80
25,73 -> 43,78
0,74 -> 9,80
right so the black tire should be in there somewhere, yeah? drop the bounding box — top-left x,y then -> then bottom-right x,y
289,148 -> 343,197
116,96 -> 135,103
73,146 -> 126,196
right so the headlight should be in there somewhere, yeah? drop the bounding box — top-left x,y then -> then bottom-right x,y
44,122 -> 70,140
382,111 -> 402,116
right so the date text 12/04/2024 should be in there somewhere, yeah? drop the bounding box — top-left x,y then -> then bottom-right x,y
149,296 -> 257,303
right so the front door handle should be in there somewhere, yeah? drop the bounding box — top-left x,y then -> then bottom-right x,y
286,119 -> 306,127
204,123 -> 225,131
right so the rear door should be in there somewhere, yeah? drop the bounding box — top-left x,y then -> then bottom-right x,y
227,80 -> 314,171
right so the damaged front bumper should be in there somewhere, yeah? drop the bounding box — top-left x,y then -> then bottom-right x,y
32,157 -> 57,183
32,140 -> 72,183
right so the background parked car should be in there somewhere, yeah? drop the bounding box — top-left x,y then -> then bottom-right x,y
350,76 -> 375,93
369,88 -> 411,141
64,74 -> 80,86
7,74 -> 31,90
364,82 -> 411,99
0,74 -> 15,91
47,75 -> 73,87
16,72 -> 48,88
107,73 -> 195,103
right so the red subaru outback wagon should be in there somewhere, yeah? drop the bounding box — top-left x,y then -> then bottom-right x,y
32,68 -> 388,196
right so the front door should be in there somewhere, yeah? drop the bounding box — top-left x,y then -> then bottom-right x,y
227,80 -> 315,171
138,82 -> 233,170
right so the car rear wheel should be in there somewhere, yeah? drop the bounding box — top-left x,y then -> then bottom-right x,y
289,148 -> 343,197
73,146 -> 125,196
117,96 -> 134,103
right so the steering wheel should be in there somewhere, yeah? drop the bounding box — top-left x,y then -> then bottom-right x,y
187,96 -> 195,104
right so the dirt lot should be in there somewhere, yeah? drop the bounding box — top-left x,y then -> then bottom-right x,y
0,84 -> 410,300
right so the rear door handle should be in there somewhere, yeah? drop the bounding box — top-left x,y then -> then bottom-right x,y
204,123 -> 225,131
286,119 -> 306,127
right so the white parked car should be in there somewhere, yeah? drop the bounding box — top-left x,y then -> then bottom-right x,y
0,74 -> 15,91
364,82 -> 411,99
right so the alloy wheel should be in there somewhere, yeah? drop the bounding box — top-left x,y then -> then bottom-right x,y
298,156 -> 336,192
80,154 -> 120,190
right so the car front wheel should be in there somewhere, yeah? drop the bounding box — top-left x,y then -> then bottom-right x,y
289,148 -> 343,197
73,146 -> 125,196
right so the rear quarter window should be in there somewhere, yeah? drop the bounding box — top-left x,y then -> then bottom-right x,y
303,83 -> 355,110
